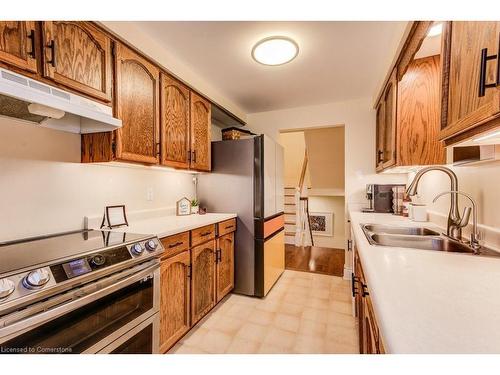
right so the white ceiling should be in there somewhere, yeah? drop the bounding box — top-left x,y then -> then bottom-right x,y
134,21 -> 408,113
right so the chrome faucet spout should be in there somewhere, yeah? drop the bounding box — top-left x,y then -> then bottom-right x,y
405,166 -> 462,239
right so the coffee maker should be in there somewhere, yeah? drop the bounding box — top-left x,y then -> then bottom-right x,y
362,184 -> 405,213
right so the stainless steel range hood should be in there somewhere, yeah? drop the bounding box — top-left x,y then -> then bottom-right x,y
0,67 -> 121,133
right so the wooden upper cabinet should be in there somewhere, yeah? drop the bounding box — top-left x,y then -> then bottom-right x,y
216,232 -> 234,303
190,240 -> 216,325
190,92 -> 211,171
381,69 -> 397,169
160,74 -> 190,168
159,251 -> 191,353
41,22 -> 112,102
114,43 -> 160,164
0,21 -> 37,73
397,56 -> 445,166
441,21 -> 500,141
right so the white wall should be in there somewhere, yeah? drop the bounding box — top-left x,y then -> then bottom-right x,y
246,97 -> 407,205
0,117 -> 194,242
408,161 -> 500,249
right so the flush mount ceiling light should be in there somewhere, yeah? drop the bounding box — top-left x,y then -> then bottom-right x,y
427,23 -> 443,37
251,36 -> 299,66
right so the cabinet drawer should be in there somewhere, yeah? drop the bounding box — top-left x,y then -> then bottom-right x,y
160,232 -> 189,258
217,218 -> 236,236
191,224 -> 216,247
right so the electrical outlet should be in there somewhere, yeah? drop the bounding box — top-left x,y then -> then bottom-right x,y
147,187 -> 154,201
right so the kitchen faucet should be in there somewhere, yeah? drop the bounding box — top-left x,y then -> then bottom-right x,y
405,166 -> 463,240
433,191 -> 481,252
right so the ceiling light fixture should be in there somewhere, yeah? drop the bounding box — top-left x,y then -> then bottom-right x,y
251,36 -> 299,66
427,23 -> 443,37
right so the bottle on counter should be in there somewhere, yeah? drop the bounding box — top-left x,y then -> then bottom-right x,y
402,194 -> 411,217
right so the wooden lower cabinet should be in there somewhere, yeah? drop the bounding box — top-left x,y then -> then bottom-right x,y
354,249 -> 385,354
159,251 -> 191,353
190,240 -> 217,325
216,232 -> 235,303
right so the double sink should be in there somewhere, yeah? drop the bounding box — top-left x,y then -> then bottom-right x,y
361,224 -> 499,257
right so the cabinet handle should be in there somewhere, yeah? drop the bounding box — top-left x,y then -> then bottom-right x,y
47,40 -> 56,67
478,37 -> 500,97
351,273 -> 359,297
225,225 -> 234,230
27,30 -> 36,59
377,150 -> 383,164
187,265 -> 192,278
156,142 -> 160,156
200,231 -> 211,237
361,283 -> 369,297
192,150 -> 196,163
168,241 -> 183,248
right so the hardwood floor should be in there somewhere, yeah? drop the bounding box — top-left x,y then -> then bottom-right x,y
285,244 -> 345,277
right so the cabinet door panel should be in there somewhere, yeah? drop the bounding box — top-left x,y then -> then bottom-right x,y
115,43 -> 160,164
42,21 -> 112,101
160,251 -> 190,353
190,92 -> 211,171
160,74 -> 190,168
0,21 -> 37,73
216,233 -> 234,302
381,69 -> 397,169
442,21 -> 500,140
191,241 -> 216,325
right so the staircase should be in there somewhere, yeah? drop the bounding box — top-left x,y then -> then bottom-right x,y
284,187 -> 297,244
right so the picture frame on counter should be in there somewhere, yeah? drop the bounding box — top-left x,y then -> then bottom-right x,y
101,205 -> 129,229
176,197 -> 191,216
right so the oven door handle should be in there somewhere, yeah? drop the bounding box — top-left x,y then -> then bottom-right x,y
0,261 -> 159,342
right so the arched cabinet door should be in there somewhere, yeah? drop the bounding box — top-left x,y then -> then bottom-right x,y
114,42 -> 160,164
0,21 -> 38,73
160,74 -> 190,168
42,21 -> 112,102
159,251 -> 191,353
190,240 -> 216,325
216,232 -> 234,302
190,92 -> 211,171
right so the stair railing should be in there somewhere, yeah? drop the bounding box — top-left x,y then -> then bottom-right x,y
294,151 -> 314,247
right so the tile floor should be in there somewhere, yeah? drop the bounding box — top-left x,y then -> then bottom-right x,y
168,270 -> 359,354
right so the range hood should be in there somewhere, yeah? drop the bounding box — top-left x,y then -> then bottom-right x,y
0,67 -> 121,133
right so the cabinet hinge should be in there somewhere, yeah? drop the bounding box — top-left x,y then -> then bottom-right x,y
347,239 -> 353,252
111,141 -> 116,156
187,265 -> 192,279
156,142 -> 161,156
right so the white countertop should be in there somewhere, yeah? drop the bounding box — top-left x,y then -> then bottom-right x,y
94,213 -> 237,238
349,210 -> 500,354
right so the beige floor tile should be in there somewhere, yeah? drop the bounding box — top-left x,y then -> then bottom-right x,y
255,299 -> 281,313
198,329 -> 233,353
283,291 -> 309,306
310,288 -> 330,300
236,322 -> 269,343
330,291 -> 352,303
247,309 -> 275,326
277,301 -> 305,316
212,316 -> 245,335
329,301 -> 353,315
168,343 -> 209,354
291,277 -> 312,287
324,339 -> 359,354
257,343 -> 290,354
293,334 -> 325,354
307,297 -> 331,310
298,319 -> 327,338
273,313 -> 300,333
225,303 -> 255,320
180,326 -> 209,347
301,307 -> 330,324
263,327 -> 297,350
326,325 -> 358,347
327,312 -> 356,329
225,337 -> 260,354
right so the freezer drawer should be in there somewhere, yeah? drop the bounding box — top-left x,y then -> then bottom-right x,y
263,230 -> 285,296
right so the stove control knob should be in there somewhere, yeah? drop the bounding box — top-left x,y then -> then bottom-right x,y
23,268 -> 50,289
90,254 -> 106,267
130,243 -> 144,255
0,278 -> 15,299
145,240 -> 157,252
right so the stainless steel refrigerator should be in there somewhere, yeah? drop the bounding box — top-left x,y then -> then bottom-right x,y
197,135 -> 285,297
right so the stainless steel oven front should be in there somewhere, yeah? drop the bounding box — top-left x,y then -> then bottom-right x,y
0,260 -> 160,354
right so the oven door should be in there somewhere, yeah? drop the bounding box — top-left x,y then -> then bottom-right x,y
0,261 -> 159,354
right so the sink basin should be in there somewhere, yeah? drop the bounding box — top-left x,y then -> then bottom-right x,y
362,224 -> 440,236
368,233 -> 475,253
